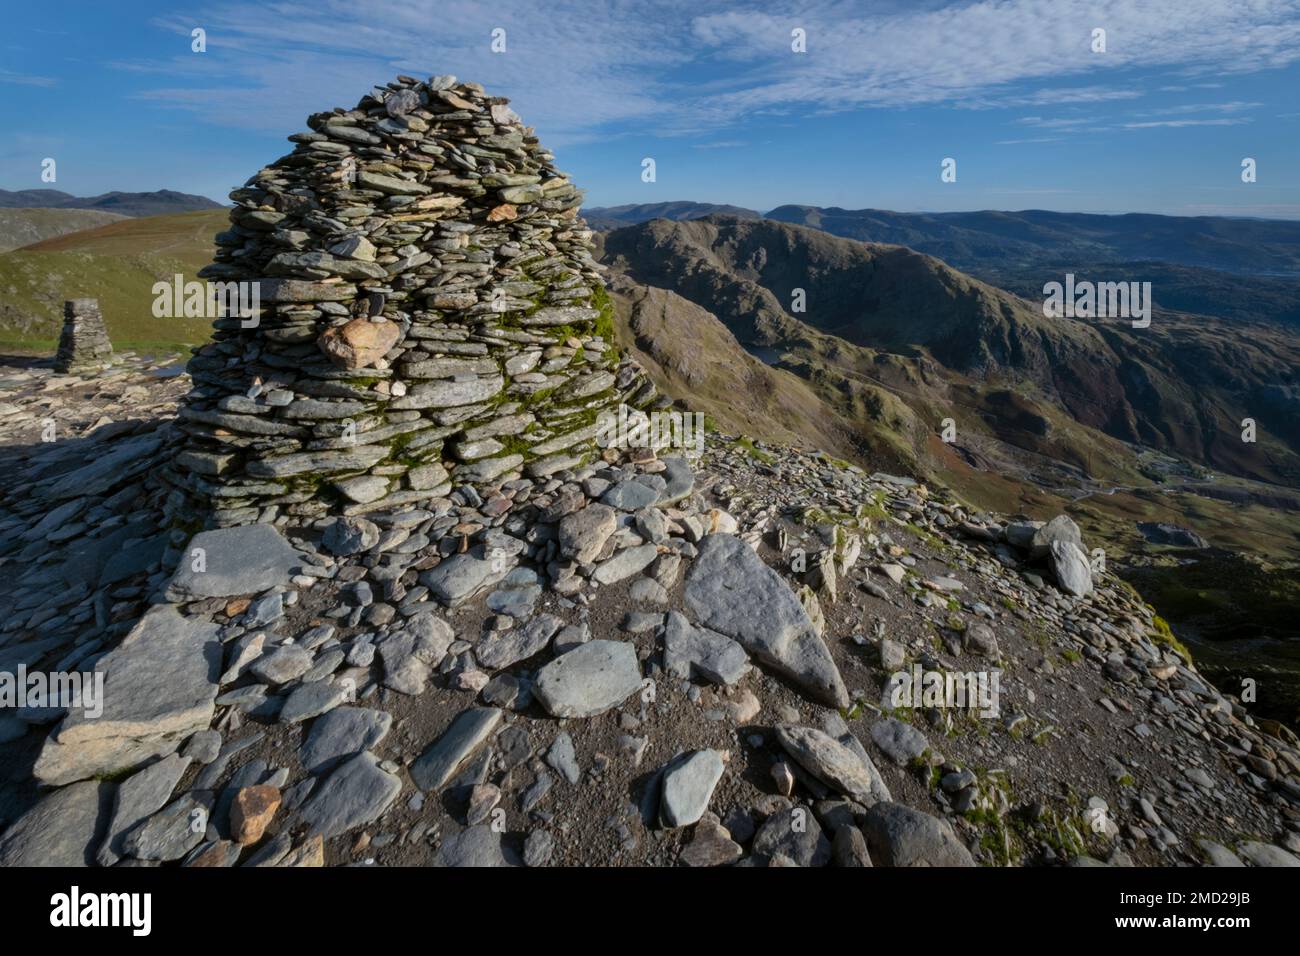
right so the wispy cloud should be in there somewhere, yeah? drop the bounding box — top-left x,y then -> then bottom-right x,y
113,0 -> 1300,143
1122,117 -> 1252,128
0,68 -> 56,87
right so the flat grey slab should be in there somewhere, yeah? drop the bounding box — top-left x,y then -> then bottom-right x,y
683,534 -> 848,707
168,524 -> 304,599
58,605 -> 220,744
410,707 -> 503,792
533,640 -> 643,718
776,724 -> 892,806
0,780 -> 115,866
299,752 -> 401,839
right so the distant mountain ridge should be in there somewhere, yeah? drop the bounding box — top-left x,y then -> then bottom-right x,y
582,201 -> 760,231
0,188 -> 223,218
764,205 -> 1300,277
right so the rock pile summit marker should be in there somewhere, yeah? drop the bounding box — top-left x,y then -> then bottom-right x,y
55,298 -> 114,374
168,75 -> 655,527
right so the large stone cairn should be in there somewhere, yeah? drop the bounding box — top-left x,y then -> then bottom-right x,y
55,298 -> 113,374
167,75 -> 656,527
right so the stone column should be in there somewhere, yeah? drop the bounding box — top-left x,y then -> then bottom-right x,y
55,298 -> 113,374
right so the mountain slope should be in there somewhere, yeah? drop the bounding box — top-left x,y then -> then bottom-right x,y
601,215 -> 1300,488
0,210 -> 224,350
0,208 -> 128,253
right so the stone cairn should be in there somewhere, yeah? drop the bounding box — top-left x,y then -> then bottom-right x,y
54,298 -> 113,374
166,75 -> 657,528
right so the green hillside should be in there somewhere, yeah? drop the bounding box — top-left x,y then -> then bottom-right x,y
0,209 -> 226,352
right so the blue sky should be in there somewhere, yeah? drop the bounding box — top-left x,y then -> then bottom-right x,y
3,0 -> 1300,217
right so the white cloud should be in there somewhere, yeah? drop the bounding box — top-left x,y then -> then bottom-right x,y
121,0 -> 1300,142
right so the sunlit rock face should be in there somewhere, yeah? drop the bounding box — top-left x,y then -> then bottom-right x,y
168,75 -> 654,527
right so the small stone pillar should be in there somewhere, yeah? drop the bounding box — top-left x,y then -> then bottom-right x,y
55,298 -> 113,374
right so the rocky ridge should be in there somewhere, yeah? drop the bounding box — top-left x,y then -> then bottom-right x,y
1,355 -> 1298,867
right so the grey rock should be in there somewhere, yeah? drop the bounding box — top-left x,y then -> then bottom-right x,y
533,640 -> 643,718
434,824 -> 519,867
300,707 -> 392,774
775,725 -> 892,806
558,504 -> 617,563
0,780 -> 114,866
660,750 -> 725,828
753,806 -> 831,866
250,645 -> 313,685
663,611 -> 750,685
420,552 -> 511,608
870,718 -> 929,765
1049,540 -> 1093,597
593,543 -> 660,585
1236,842 -> 1300,867
863,802 -> 975,866
475,613 -> 562,670
299,752 -> 401,839
523,829 -> 554,867
545,731 -> 581,785
601,480 -> 660,511
168,524 -> 303,598
97,754 -> 191,866
1029,514 -> 1082,560
35,605 -> 221,785
279,679 -> 350,724
684,534 -> 848,707
123,794 -> 209,861
322,516 -> 381,556
410,707 -> 504,792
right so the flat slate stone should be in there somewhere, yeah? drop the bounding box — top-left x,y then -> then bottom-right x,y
36,605 -> 221,785
475,613 -> 562,670
0,780 -> 115,866
97,754 -> 191,866
123,793 -> 208,861
683,534 -> 849,707
300,706 -> 392,774
434,824 -> 520,867
533,640 -> 643,718
663,611 -> 749,685
776,724 -> 892,806
278,679 -> 350,724
660,750 -> 725,828
168,523 -> 304,598
419,552 -> 511,608
593,543 -> 659,585
299,752 -> 401,839
410,707 -> 504,792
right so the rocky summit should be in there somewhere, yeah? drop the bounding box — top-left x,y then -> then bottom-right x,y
0,77 -> 1297,872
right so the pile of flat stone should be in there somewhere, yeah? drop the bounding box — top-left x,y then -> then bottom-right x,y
166,75 -> 657,528
54,298 -> 113,374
